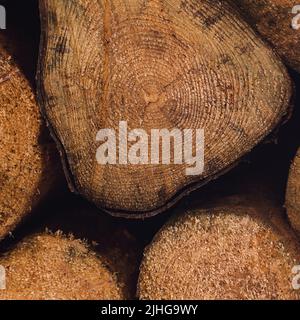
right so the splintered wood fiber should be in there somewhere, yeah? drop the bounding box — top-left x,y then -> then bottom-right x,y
138,206 -> 300,300
286,148 -> 300,236
0,38 -> 58,240
0,233 -> 127,300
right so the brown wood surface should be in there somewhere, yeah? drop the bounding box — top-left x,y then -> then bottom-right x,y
286,148 -> 300,236
138,199 -> 300,299
0,32 -> 59,239
232,0 -> 300,72
38,0 -> 292,218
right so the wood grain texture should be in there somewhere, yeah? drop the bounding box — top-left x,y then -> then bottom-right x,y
286,148 -> 300,236
38,0 -> 292,217
0,233 -> 127,300
0,33 -> 59,239
35,197 -> 143,299
138,203 -> 300,300
232,0 -> 300,72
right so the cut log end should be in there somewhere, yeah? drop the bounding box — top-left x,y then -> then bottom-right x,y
38,0 -> 292,217
0,36 -> 59,239
138,205 -> 300,300
0,232 -> 126,300
38,198 -> 143,298
232,0 -> 300,73
286,148 -> 300,236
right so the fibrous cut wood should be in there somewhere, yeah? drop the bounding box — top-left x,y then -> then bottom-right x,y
232,0 -> 300,72
0,232 -> 127,300
286,148 -> 300,236
38,197 -> 143,298
0,35 -> 58,240
138,203 -> 300,300
38,0 -> 292,217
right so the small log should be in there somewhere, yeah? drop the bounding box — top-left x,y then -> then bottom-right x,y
35,197 -> 143,298
0,232 -> 128,299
